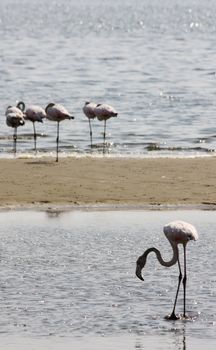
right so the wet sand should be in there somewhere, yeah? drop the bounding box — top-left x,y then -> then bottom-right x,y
0,156 -> 215,209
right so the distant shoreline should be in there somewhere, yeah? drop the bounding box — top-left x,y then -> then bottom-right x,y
0,156 -> 216,210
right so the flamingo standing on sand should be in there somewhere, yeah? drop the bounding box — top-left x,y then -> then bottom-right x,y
45,103 -> 74,162
23,104 -> 46,154
94,103 -> 118,153
5,103 -> 25,155
83,101 -> 97,148
136,220 -> 198,320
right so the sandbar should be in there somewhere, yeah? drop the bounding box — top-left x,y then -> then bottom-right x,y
0,156 -> 215,209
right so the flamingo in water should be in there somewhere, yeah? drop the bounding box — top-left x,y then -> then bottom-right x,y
15,101 -> 46,154
5,101 -> 25,155
45,103 -> 74,162
23,103 -> 46,154
83,101 -> 97,148
136,220 -> 198,320
94,103 -> 118,152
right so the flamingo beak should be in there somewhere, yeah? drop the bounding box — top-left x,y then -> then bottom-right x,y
136,264 -> 144,281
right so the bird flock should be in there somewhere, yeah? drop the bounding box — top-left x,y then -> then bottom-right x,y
5,101 -> 118,161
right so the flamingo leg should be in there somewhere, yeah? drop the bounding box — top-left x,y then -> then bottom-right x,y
13,127 -> 17,156
103,119 -> 106,154
33,122 -> 37,154
56,121 -> 60,162
169,252 -> 182,320
88,119 -> 93,148
183,244 -> 187,317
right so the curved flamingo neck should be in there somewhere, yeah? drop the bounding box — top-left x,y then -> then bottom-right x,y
140,241 -> 178,268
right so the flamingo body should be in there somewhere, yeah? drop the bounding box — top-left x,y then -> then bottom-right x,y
163,220 -> 198,245
45,103 -> 74,122
136,220 -> 198,319
83,101 -> 97,120
6,106 -> 25,123
25,105 -> 46,123
6,110 -> 25,128
94,103 -> 118,121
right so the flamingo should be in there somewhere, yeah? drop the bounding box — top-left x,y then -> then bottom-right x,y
83,101 -> 97,148
94,103 -> 118,152
45,103 -> 74,162
23,104 -> 46,154
136,220 -> 198,320
5,103 -> 25,155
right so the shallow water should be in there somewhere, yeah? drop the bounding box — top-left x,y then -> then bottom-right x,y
1,0 -> 216,157
0,209 -> 215,349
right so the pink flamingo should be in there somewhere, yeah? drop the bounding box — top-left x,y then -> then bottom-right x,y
136,220 -> 198,320
94,103 -> 118,152
5,102 -> 25,154
45,103 -> 74,162
83,101 -> 97,148
24,104 -> 46,154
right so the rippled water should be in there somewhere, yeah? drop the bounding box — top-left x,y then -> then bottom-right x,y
0,209 -> 215,349
1,0 -> 216,157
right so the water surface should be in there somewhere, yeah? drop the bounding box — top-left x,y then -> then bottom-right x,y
0,209 -> 215,348
1,0 -> 216,157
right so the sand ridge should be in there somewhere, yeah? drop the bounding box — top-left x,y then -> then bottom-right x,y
0,156 -> 215,209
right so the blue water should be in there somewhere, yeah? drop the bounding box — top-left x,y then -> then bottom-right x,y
0,209 -> 215,349
1,0 -> 216,157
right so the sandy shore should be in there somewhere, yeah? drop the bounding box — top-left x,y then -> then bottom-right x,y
0,156 -> 215,209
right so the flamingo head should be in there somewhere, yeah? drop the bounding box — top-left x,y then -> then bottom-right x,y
135,255 -> 146,281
